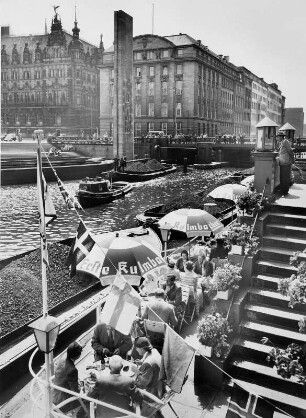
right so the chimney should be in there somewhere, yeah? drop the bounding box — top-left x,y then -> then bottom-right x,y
224,56 -> 229,62
1,26 -> 10,37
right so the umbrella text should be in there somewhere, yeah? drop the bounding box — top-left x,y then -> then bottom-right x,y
137,256 -> 164,274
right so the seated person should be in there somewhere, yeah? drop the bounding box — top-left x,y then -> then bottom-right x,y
164,258 -> 180,282
142,288 -> 177,349
176,249 -> 189,272
203,255 -> 214,278
162,274 -> 184,320
88,355 -> 142,418
52,341 -> 86,417
91,322 -> 132,363
134,337 -> 164,398
210,237 -> 229,260
180,260 -> 202,317
193,254 -> 205,276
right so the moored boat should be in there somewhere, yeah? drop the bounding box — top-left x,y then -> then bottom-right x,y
112,162 -> 177,182
76,177 -> 134,207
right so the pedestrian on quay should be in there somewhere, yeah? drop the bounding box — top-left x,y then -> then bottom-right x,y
278,134 -> 295,196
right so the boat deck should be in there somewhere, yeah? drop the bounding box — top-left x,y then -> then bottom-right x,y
2,304 -> 230,418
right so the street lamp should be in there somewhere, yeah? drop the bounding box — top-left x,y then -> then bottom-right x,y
29,315 -> 60,418
255,116 -> 278,151
159,223 -> 171,259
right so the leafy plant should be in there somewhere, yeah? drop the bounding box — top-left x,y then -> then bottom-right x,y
262,337 -> 305,380
236,190 -> 261,214
197,312 -> 232,358
209,262 -> 242,291
278,248 -> 306,308
221,222 -> 259,255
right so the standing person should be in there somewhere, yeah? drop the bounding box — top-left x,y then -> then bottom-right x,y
113,156 -> 119,172
52,341 -> 86,417
119,157 -> 125,172
87,355 -> 142,418
193,254 -> 205,276
91,323 -> 132,363
278,135 -> 295,195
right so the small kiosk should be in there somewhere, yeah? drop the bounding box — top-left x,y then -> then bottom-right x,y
253,117 -> 279,196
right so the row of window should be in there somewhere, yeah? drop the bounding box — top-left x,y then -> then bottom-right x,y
134,64 -> 183,78
134,49 -> 177,60
134,102 -> 182,117
2,113 -> 61,125
2,91 -> 67,105
1,68 -> 97,83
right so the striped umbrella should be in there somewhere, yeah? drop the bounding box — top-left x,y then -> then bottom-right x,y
208,184 -> 247,202
158,208 -> 224,237
76,233 -> 167,286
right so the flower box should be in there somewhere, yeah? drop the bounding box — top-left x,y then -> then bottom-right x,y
231,244 -> 244,255
197,344 -> 212,358
216,289 -> 232,300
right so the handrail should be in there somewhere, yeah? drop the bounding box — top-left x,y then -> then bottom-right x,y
28,346 -> 146,418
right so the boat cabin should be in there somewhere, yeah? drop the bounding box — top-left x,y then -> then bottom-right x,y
79,177 -> 111,193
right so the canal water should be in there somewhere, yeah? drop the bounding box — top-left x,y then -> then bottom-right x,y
0,168 -> 238,261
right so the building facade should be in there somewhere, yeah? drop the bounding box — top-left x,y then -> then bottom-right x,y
100,34 -> 254,138
1,11 -> 102,137
284,108 -> 304,138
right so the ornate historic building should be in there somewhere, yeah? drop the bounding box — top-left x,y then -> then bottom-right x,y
1,11 -> 103,136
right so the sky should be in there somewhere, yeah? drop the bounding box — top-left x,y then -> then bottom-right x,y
1,0 -> 305,112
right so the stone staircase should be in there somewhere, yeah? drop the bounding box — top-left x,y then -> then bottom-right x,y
227,203 -> 306,417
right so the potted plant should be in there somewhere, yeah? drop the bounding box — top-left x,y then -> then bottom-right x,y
236,190 -> 261,216
278,249 -> 306,308
197,311 -> 232,358
204,262 -> 242,300
222,222 -> 259,256
262,337 -> 305,381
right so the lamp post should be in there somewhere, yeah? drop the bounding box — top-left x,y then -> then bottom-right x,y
160,223 -> 171,260
29,315 -> 60,418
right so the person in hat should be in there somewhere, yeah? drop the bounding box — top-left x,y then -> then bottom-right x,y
87,355 -> 142,417
134,337 -> 164,398
278,134 -> 295,195
91,323 -> 132,364
52,341 -> 86,417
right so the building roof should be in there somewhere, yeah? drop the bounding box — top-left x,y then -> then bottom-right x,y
279,123 -> 296,131
256,116 -> 279,128
164,33 -> 198,46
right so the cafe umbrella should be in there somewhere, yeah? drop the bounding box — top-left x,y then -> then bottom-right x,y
158,208 -> 224,237
76,233 -> 167,287
208,183 -> 247,202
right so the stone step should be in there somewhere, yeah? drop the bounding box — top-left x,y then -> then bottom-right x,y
240,320 -> 306,347
252,274 -> 282,291
256,259 -> 297,277
259,246 -> 294,263
233,336 -> 273,363
263,235 -> 306,252
266,223 -> 306,240
248,288 -> 306,312
244,303 -> 304,330
271,203 -> 306,217
229,358 -> 305,397
268,212 -> 306,227
233,378 -> 306,417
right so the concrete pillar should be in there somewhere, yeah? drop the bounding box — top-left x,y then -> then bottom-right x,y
113,11 -> 134,160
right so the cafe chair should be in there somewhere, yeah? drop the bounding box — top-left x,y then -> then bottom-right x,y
177,284 -> 189,333
143,319 -> 165,353
139,382 -> 182,418
180,284 -> 196,324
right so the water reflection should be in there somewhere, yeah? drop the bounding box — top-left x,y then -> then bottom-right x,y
0,169 -> 236,260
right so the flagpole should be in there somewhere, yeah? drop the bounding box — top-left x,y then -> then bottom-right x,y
37,130 -> 48,318
35,129 -> 53,418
